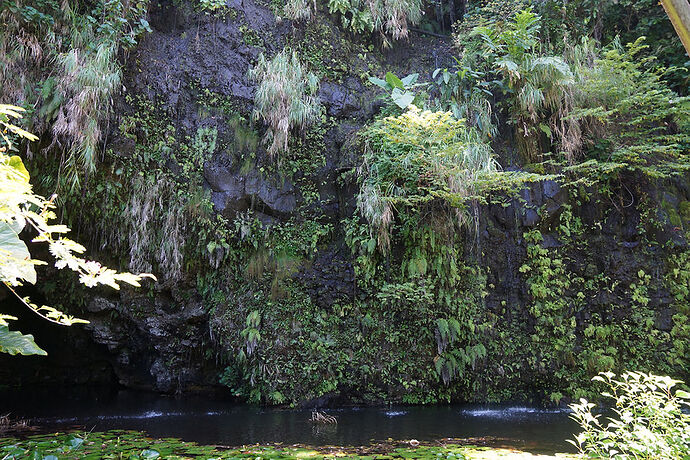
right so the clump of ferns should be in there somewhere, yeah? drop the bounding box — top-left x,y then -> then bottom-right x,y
434,318 -> 487,385
248,49 -> 321,160
357,106 -> 497,255
234,212 -> 301,300
241,310 -> 261,357
283,0 -> 317,21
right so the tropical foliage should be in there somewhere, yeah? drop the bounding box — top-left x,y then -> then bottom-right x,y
569,372 -> 690,459
249,50 -> 321,158
0,105 -> 154,355
358,106 -> 496,251
0,0 -> 151,186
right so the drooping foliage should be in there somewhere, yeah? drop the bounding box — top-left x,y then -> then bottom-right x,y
0,0 -> 151,186
358,106 -> 496,252
284,0 -> 316,21
327,0 -> 423,42
476,8 -> 575,161
249,50 -> 321,158
0,105 -> 154,355
563,37 -> 690,179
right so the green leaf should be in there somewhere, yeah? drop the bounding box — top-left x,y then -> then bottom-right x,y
8,156 -> 30,182
0,325 -> 47,356
368,76 -> 390,90
0,219 -> 36,284
385,71 -> 404,89
391,88 -> 415,109
676,389 -> 690,399
400,73 -> 419,87
140,450 -> 160,459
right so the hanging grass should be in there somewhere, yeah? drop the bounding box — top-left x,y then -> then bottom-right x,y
248,49 -> 321,159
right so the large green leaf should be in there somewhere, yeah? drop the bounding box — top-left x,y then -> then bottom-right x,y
368,76 -> 390,90
385,71 -> 404,89
0,325 -> 47,355
8,155 -> 30,182
391,88 -> 415,109
400,73 -> 419,87
0,219 -> 36,284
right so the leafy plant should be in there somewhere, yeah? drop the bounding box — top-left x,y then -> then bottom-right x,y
198,0 -> 226,13
563,37 -> 690,178
327,0 -> 375,35
0,105 -> 154,355
249,49 -> 321,158
369,71 -> 425,110
431,64 -> 497,140
569,371 -> 690,459
475,8 -> 574,161
358,106 -> 496,252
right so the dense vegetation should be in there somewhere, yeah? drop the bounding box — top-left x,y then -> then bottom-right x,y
1,0 -> 689,417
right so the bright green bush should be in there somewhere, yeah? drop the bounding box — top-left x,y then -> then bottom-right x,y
569,371 -> 690,459
357,106 -> 496,252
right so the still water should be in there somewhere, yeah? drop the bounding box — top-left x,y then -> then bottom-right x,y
1,387 -> 578,453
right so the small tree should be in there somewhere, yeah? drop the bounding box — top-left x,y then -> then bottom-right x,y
0,104 -> 155,355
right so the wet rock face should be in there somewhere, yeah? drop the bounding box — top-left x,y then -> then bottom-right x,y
126,0 -> 289,114
204,156 -> 297,219
83,294 -> 215,392
10,0 -> 688,400
297,243 -> 356,308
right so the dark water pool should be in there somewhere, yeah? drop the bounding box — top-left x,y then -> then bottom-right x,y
0,387 -> 578,453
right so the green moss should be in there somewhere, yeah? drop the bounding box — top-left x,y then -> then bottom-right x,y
661,198 -> 683,228
679,201 -> 690,224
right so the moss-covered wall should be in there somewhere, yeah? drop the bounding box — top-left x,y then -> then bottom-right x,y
3,0 -> 688,407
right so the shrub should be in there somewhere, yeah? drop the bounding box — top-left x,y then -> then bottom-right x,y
248,50 -> 321,158
284,0 -> 316,21
327,0 -> 423,42
569,371 -> 690,459
476,8 -> 574,161
357,106 -> 496,252
563,37 -> 690,178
